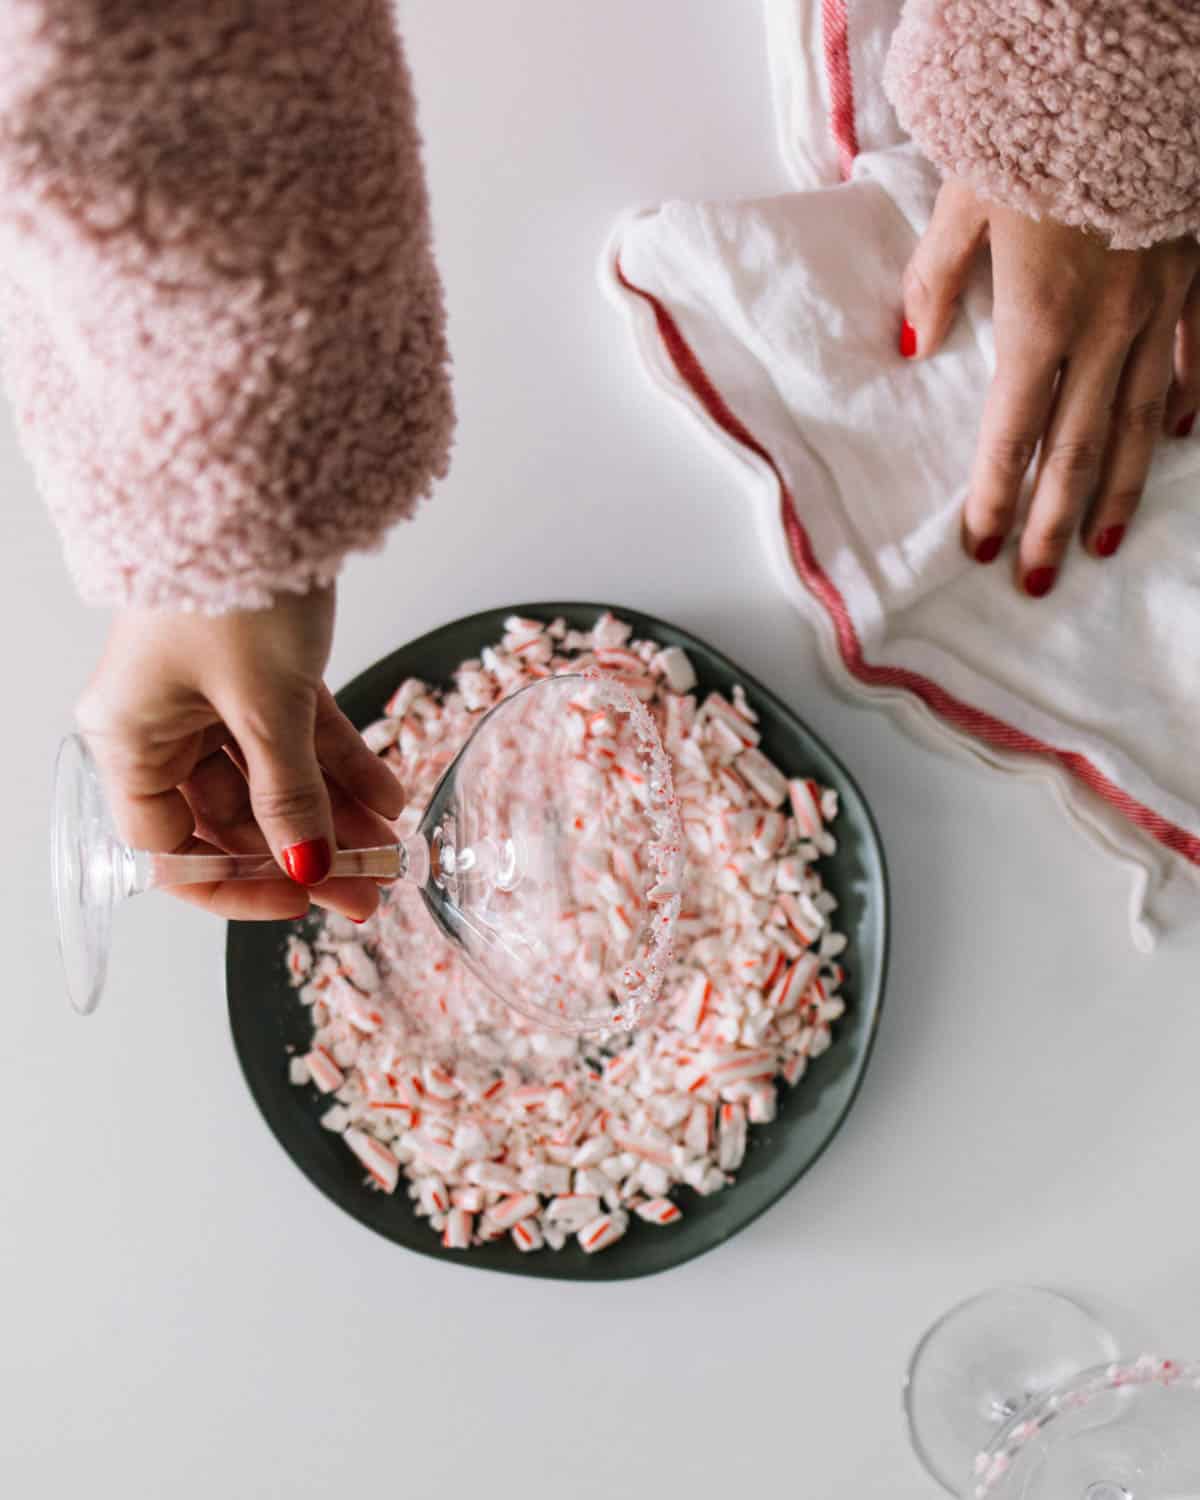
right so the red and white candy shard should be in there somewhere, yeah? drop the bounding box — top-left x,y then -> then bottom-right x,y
577,1212 -> 629,1254
442,1208 -> 473,1249
635,1197 -> 683,1225
285,612 -> 849,1252
343,1127 -> 399,1194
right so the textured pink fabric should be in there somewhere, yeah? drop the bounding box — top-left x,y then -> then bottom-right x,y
0,0 -> 453,613
884,0 -> 1200,251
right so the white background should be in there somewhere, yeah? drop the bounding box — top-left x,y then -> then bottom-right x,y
4,4 -> 1199,1496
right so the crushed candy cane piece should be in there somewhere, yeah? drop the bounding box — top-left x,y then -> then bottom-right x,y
484,1193 -> 541,1232
344,1128 -> 399,1193
736,748 -> 786,806
718,1102 -> 748,1171
442,1209 -> 473,1249
635,1197 -> 683,1226
652,646 -> 697,694
577,1212 -> 629,1254
305,1047 -> 344,1094
545,1195 -> 602,1230
511,1219 -> 544,1253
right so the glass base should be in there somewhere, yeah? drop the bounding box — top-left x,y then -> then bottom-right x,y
52,734 -> 124,1016
906,1287 -> 1120,1495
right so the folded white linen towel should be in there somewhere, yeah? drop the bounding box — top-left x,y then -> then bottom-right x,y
605,1 -> 1200,949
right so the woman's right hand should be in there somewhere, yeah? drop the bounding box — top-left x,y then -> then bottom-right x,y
900,179 -> 1200,596
76,585 -> 403,922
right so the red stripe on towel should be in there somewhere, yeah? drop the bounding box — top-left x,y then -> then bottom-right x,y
821,0 -> 859,179
615,263 -> 1200,867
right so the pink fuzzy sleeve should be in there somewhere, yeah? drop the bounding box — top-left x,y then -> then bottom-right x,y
883,0 -> 1200,251
0,1 -> 454,613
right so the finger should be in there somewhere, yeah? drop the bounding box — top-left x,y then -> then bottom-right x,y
306,785 -> 393,920
1165,276 -> 1200,437
175,766 -> 383,921
137,825 -> 307,918
219,685 -> 337,887
187,748 -> 396,855
167,876 -> 312,921
961,337 -> 1062,563
99,773 -> 194,855
1018,334 -> 1131,595
167,860 -> 376,922
314,687 -> 405,819
328,780 -> 399,851
183,746 -> 258,848
1083,310 -> 1177,559
308,879 -> 381,924
900,180 -> 988,359
185,747 -> 391,915
188,721 -> 235,763
78,728 -> 199,853
74,700 -> 234,852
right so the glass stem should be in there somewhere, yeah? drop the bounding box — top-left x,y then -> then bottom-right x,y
134,837 -> 428,894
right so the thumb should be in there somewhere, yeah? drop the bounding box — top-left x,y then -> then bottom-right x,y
901,178 -> 988,359
223,687 -> 336,887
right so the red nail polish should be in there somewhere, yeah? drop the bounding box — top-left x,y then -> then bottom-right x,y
975,535 -> 1004,564
1095,524 -> 1126,558
1024,566 -> 1058,599
1176,411 -> 1196,439
899,319 -> 918,359
350,916 -> 368,926
282,837 -> 332,885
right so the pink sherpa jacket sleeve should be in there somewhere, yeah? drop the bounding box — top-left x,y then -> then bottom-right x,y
0,1 -> 454,613
883,0 -> 1200,251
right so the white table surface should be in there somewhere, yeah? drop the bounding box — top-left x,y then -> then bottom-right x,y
4,4 -> 1199,1495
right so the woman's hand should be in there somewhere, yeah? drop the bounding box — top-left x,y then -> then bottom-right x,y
76,585 -> 404,922
900,179 -> 1200,596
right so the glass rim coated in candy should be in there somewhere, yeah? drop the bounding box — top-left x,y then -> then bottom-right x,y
415,671 -> 685,1035
973,1356 -> 1200,1500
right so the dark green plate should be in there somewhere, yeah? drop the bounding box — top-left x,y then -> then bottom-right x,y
227,602 -> 889,1280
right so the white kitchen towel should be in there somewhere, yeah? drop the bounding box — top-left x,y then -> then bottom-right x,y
605,0 -> 1200,949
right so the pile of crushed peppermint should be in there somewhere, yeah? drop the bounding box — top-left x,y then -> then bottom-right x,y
285,612 -> 847,1255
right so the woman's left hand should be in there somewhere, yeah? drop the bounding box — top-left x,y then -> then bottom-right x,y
899,178 -> 1200,596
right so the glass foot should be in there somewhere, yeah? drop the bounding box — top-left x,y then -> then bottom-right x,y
52,734 -> 124,1016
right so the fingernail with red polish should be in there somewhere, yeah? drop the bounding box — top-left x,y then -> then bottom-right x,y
350,916 -> 368,926
282,837 -> 332,885
1176,411 -> 1196,439
1095,524 -> 1126,558
899,318 -> 918,359
1024,566 -> 1058,599
975,535 -> 1004,565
